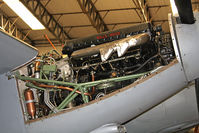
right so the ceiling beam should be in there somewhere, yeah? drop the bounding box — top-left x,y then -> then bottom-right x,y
7,5 -> 170,18
134,0 -> 150,22
0,9 -> 35,45
21,19 -> 168,31
131,0 -> 144,22
19,0 -> 72,43
6,1 -> 199,19
20,19 -> 168,32
77,0 -> 109,33
25,19 -> 168,45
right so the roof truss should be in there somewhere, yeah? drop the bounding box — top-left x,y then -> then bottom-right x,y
20,0 -> 72,43
77,0 -> 109,33
0,8 -> 35,45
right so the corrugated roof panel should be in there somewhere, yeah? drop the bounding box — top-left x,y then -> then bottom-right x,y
57,14 -> 91,26
149,7 -> 171,21
68,27 -> 97,38
111,24 -> 138,30
147,0 -> 169,6
28,29 -> 55,40
45,0 -> 81,13
161,21 -> 170,33
94,0 -> 136,10
102,10 -> 141,24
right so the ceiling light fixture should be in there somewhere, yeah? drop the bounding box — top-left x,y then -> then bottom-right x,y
3,0 -> 45,30
170,0 -> 179,16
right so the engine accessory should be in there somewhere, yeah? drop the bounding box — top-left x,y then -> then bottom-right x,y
44,90 -> 59,113
24,89 -> 36,119
34,61 -> 40,79
95,92 -> 105,100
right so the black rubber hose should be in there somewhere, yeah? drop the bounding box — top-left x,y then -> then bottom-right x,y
174,0 -> 195,24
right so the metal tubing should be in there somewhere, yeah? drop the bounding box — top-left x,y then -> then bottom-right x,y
16,71 -> 146,88
80,87 -> 89,103
26,82 -> 46,91
44,90 -> 59,113
58,93 -> 79,110
57,70 -> 146,108
80,72 -> 147,87
15,72 -> 78,87
34,83 -> 92,98
84,87 -> 89,103
16,72 -> 147,109
57,87 -> 79,110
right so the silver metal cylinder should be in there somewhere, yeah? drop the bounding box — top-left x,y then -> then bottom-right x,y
35,72 -> 40,79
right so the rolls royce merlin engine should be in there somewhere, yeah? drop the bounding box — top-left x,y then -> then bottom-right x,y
15,23 -> 175,121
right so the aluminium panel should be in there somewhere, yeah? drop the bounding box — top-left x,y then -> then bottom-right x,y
175,12 -> 199,81
125,84 -> 199,133
26,61 -> 187,133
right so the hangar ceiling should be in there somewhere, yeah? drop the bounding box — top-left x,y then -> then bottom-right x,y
0,0 -> 198,46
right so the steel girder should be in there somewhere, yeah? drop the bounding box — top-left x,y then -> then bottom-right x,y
20,0 -> 72,44
0,9 -> 35,45
77,0 -> 109,33
132,0 -> 151,22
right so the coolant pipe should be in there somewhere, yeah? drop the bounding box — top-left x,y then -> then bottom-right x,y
26,82 -> 46,91
33,83 -> 92,98
26,82 -> 78,111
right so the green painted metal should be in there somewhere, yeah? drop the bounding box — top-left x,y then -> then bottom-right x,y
57,87 -> 79,110
80,87 -> 89,104
42,64 -> 57,75
15,71 -> 148,110
81,72 -> 148,87
58,93 -> 79,110
15,71 -> 78,87
26,82 -> 46,91
15,71 -> 147,88
83,87 -> 89,103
